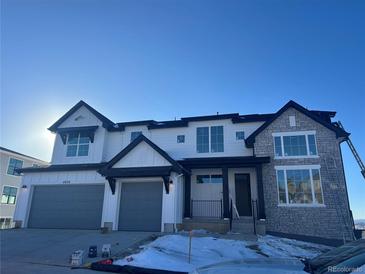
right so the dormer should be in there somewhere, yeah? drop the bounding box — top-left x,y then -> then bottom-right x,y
49,101 -> 115,164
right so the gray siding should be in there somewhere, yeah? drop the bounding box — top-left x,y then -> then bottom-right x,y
254,107 -> 353,241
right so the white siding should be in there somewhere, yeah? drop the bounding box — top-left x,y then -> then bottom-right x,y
51,106 -> 106,164
191,169 -> 223,200
102,120 -> 264,161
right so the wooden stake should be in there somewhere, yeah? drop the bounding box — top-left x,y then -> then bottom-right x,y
188,230 -> 192,263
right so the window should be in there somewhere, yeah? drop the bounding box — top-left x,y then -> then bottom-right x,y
196,175 -> 223,184
197,127 -> 209,153
130,131 -> 142,142
1,186 -> 17,204
236,131 -> 245,140
274,137 -> 282,157
0,218 -> 12,229
7,158 -> 23,176
289,115 -> 296,127
308,135 -> 317,155
283,135 -> 307,156
197,126 -> 224,153
177,135 -> 185,143
211,126 -> 224,152
273,132 -> 318,158
66,132 -> 90,157
275,167 -> 324,205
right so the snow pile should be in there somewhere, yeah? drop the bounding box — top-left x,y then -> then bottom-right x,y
257,235 -> 330,259
116,235 -> 259,272
114,234 -> 330,273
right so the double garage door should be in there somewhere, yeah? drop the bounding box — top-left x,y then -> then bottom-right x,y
28,185 -> 104,230
27,182 -> 163,232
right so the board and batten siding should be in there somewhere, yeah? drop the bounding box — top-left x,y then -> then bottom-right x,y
102,120 -> 264,162
51,106 -> 107,165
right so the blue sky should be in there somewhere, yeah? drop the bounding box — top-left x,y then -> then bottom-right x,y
1,0 -> 364,219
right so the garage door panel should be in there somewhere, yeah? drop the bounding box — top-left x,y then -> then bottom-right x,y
119,182 -> 162,232
28,185 -> 104,230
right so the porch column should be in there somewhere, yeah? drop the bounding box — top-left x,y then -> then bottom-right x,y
222,167 -> 229,218
183,174 -> 191,218
256,164 -> 266,219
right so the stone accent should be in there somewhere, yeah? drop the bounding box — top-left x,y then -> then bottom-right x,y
254,107 -> 353,241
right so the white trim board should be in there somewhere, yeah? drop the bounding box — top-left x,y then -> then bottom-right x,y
272,130 -> 316,137
275,165 -> 321,170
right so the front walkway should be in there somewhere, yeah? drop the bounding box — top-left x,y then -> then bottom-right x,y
0,229 -> 155,274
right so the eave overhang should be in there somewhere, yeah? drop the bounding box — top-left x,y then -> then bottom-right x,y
17,163 -> 106,173
178,156 -> 271,169
245,100 -> 350,148
56,126 -> 99,144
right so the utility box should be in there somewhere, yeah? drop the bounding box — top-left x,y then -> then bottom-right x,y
102,244 -> 111,258
70,250 -> 84,266
88,245 -> 97,258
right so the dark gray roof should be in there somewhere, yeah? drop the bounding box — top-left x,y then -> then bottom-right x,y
245,100 -> 349,148
48,100 -> 341,132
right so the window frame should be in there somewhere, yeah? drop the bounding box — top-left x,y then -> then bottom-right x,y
130,131 -> 143,142
196,126 -> 224,153
272,131 -> 319,159
1,185 -> 18,205
275,165 -> 325,207
177,135 -> 185,144
196,127 -> 210,153
210,126 -> 224,153
6,157 -> 23,176
236,131 -> 245,141
196,174 -> 223,184
66,132 -> 90,157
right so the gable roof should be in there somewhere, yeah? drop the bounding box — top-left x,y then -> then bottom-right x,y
100,134 -> 187,174
48,100 -> 115,132
245,100 -> 349,148
0,146 -> 47,163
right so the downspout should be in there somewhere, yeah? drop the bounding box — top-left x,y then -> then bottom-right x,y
338,139 -> 356,240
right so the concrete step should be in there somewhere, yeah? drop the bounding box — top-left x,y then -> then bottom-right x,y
231,221 -> 254,233
232,217 -> 254,223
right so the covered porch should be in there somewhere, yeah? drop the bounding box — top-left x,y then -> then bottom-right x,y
179,156 -> 269,232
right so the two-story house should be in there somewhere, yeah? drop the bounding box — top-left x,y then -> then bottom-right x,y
0,147 -> 47,229
14,100 -> 354,245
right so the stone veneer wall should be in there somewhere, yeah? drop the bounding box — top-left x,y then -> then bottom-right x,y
254,107 -> 353,242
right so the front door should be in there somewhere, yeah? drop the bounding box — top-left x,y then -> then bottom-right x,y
234,174 -> 252,216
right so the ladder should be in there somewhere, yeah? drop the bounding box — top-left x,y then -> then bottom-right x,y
337,121 -> 365,180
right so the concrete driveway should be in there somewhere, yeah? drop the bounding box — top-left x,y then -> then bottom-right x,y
0,229 -> 155,274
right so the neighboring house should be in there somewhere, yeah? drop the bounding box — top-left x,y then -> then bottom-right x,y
14,100 -> 354,245
0,147 -> 47,229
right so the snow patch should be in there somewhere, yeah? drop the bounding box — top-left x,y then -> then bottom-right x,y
114,234 -> 330,273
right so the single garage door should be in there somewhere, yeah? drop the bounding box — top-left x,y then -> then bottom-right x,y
119,182 -> 162,232
28,184 -> 104,229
